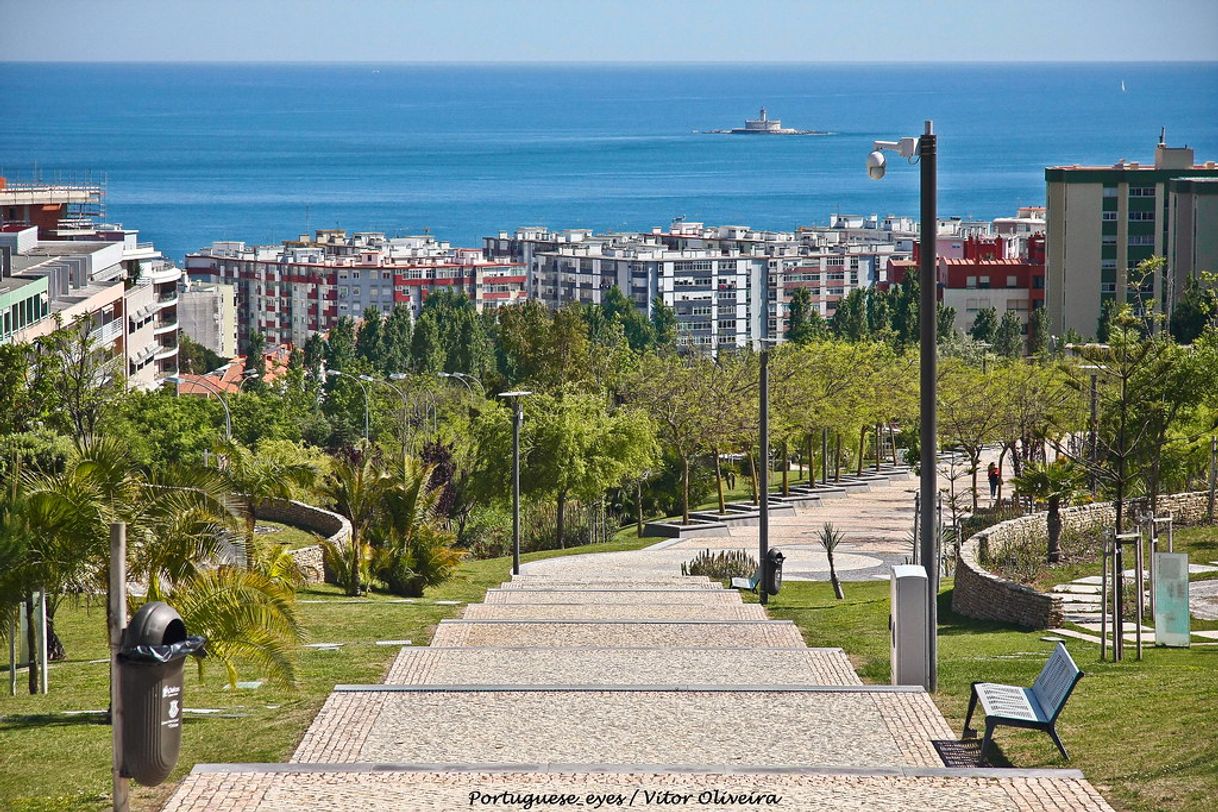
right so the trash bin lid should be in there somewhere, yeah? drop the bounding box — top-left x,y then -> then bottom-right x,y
124,601 -> 187,648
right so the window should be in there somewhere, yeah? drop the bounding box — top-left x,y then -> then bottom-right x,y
1007,275 -> 1018,288
1129,211 -> 1156,221
1102,212 -> 1118,221
1102,186 -> 1119,198
1101,259 -> 1117,270
1129,186 -> 1156,197
1102,235 -> 1117,245
966,276 -> 977,288
1129,235 -> 1155,246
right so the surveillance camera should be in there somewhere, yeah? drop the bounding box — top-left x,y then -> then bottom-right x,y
866,150 -> 886,180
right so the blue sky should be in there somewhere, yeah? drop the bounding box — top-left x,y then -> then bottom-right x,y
3,0 -> 1216,62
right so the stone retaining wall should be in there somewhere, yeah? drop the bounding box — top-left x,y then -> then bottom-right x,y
254,498 -> 351,584
952,491 -> 1212,629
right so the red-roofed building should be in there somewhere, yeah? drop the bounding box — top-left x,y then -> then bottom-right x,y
176,344 -> 292,396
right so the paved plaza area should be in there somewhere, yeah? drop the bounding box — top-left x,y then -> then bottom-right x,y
161,559 -> 1113,811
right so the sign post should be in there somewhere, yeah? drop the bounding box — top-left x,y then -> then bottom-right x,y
110,522 -> 130,812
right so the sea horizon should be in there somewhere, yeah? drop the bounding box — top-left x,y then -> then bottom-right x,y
3,61 -> 1216,261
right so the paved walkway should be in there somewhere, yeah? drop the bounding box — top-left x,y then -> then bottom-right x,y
162,570 -> 1113,811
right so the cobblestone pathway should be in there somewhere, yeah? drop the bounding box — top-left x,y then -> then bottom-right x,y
162,571 -> 1113,811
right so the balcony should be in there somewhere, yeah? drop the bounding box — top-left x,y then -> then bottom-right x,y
156,291 -> 179,308
89,319 -> 124,345
154,343 -> 179,361
153,318 -> 179,336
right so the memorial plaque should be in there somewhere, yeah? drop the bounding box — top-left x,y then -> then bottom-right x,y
1153,552 -> 1191,647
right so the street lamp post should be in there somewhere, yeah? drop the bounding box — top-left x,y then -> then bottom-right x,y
758,337 -> 778,606
439,371 -> 486,399
167,375 -> 233,440
499,390 -> 533,576
327,369 -> 371,439
362,374 -> 411,462
868,120 -> 938,691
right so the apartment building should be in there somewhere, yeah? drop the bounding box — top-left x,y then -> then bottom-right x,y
179,279 -> 239,358
1045,138 -> 1218,336
186,231 -> 526,348
0,179 -> 181,388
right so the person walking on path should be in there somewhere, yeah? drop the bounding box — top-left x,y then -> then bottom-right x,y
987,461 -> 1001,503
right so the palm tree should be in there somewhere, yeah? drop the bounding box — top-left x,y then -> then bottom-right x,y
213,438 -> 319,566
372,456 -> 463,597
1012,459 -> 1084,564
818,522 -> 846,600
320,450 -> 387,595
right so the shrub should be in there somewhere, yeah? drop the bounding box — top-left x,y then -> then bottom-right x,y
681,549 -> 757,581
373,526 -> 464,597
462,504 -> 514,559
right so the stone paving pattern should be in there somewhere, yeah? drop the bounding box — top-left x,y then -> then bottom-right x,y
461,603 -> 770,620
430,620 -> 808,648
483,588 -> 743,604
164,769 -> 1115,812
163,530 -> 1114,811
297,689 -> 949,768
384,646 -> 863,686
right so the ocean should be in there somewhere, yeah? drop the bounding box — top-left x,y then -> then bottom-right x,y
2,62 -> 1216,261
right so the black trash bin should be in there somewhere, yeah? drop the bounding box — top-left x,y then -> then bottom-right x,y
118,601 -> 205,786
763,549 -> 785,596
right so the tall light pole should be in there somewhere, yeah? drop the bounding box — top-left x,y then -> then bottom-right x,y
758,337 -> 778,606
167,375 -> 233,440
499,390 -> 532,576
362,374 -> 411,462
868,120 -> 938,690
439,371 -> 486,399
327,369 -> 371,439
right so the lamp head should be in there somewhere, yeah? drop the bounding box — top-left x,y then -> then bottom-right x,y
866,150 -> 886,180
325,369 -> 341,378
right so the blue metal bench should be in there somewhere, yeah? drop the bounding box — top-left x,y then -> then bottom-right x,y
730,570 -> 760,592
962,642 -> 1083,760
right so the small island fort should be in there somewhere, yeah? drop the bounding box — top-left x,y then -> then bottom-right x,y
705,107 -> 828,135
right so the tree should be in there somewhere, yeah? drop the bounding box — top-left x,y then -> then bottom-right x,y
651,299 -> 678,351
1170,272 -> 1218,344
38,318 -> 124,448
830,289 -> 869,341
381,304 -> 415,374
1027,307 -> 1050,356
937,303 -> 958,342
600,285 -> 655,352
969,307 -> 997,344
627,354 -> 716,523
993,309 -> 1024,358
409,313 -> 445,374
178,333 -> 226,374
818,523 -> 846,599
246,329 -> 267,389
319,449 -> 384,595
938,359 -> 1008,508
325,316 -> 357,372
787,287 -> 826,344
371,456 -> 464,596
1012,459 -> 1084,563
356,307 -> 385,367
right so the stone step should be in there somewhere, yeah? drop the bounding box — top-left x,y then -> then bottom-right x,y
1051,584 -> 1102,595
292,686 -> 952,769
429,620 -> 807,649
1049,628 -> 1104,645
483,588 -> 744,605
384,646 -> 862,687
162,766 -> 1116,812
461,603 -> 770,622
499,579 -> 724,591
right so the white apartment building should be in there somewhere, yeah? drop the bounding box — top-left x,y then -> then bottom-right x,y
0,224 -> 181,388
179,279 -> 238,358
187,231 -> 526,349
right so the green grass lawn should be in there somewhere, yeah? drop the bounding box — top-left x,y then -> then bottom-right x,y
0,534 -> 660,812
765,578 -> 1218,812
254,520 -> 322,550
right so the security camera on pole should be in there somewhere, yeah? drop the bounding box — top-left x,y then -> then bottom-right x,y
868,121 -> 938,691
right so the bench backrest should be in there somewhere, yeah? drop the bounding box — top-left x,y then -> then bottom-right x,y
1031,642 -> 1083,721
